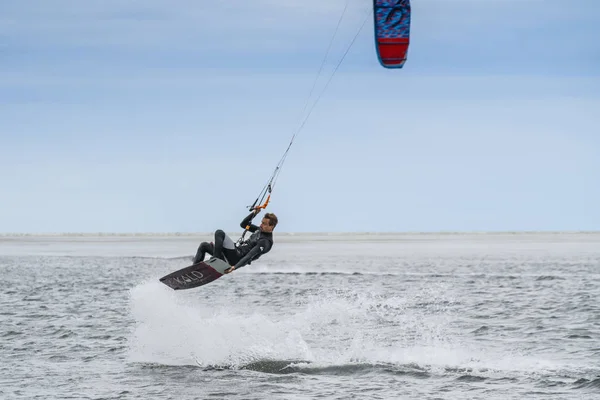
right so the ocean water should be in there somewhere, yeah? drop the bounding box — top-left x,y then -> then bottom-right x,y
1,232 -> 599,399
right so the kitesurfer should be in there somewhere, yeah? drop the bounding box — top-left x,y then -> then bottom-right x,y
192,208 -> 277,273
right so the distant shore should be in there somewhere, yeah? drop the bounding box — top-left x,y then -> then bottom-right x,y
2,231 -> 598,258
1,231 -> 598,237
1,231 -> 599,245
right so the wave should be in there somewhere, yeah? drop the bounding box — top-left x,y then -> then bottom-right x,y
133,357 -> 599,392
126,280 -> 599,389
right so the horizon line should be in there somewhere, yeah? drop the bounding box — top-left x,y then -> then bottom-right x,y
1,230 -> 599,237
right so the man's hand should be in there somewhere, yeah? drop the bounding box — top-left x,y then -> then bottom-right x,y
224,266 -> 236,274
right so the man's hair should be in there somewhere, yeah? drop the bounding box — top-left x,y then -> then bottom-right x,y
263,213 -> 278,228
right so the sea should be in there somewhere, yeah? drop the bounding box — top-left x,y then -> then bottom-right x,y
1,232 -> 599,400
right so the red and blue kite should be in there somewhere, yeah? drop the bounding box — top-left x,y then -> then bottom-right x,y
373,0 -> 411,68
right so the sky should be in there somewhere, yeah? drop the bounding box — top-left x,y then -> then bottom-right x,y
1,0 -> 599,233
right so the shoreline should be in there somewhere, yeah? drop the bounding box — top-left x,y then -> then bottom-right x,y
1,231 -> 598,237
2,231 -> 598,258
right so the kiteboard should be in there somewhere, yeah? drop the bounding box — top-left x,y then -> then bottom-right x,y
159,257 -> 231,290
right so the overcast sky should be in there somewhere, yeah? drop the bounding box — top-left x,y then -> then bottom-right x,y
1,0 -> 599,233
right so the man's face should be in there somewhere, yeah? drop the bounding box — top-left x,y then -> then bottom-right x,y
260,218 -> 273,232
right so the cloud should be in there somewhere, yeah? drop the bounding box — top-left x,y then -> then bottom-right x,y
1,0 -> 358,51
1,0 -> 599,232
1,71 -> 598,232
3,0 -> 598,77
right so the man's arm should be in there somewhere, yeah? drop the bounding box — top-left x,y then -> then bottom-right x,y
240,210 -> 260,232
231,238 -> 271,270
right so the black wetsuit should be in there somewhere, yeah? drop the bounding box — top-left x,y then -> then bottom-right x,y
193,212 -> 273,269
233,212 -> 274,269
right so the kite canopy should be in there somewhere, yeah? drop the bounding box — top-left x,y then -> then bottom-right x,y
373,0 -> 411,68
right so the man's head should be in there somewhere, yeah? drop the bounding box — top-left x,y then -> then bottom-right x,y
259,213 -> 278,233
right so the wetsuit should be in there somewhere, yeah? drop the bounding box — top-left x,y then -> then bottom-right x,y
193,212 -> 273,269
233,212 -> 274,269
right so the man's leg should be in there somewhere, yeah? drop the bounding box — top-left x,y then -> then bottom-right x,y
213,229 -> 241,264
193,241 -> 214,264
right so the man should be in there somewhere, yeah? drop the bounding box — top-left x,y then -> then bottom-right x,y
192,209 -> 277,274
